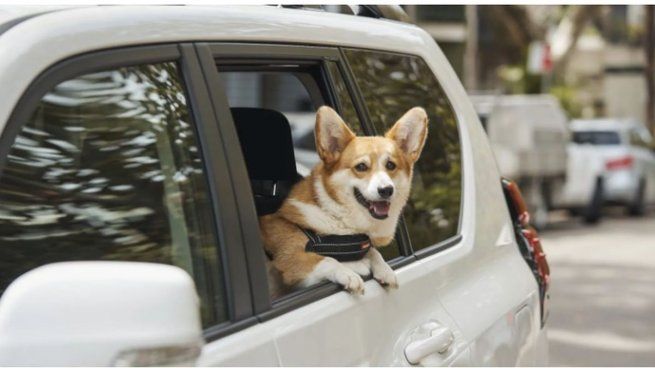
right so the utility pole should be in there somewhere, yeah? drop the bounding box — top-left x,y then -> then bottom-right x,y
645,5 -> 655,135
464,5 -> 478,91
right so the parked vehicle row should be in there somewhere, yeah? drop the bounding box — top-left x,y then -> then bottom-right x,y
471,94 -> 655,227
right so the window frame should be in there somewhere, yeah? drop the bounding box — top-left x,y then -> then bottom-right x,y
197,42 -> 419,323
0,43 -> 253,338
340,47 -> 465,260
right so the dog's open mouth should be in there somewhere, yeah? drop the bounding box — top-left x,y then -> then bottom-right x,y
354,188 -> 390,220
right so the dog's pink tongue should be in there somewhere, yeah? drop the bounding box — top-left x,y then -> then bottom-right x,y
370,201 -> 390,216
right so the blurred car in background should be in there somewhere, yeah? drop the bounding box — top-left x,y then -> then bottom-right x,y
553,118 -> 655,222
470,93 -> 570,229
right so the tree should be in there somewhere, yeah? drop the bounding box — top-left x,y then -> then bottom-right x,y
552,5 -> 603,77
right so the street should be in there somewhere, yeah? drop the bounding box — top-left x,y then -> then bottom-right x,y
541,211 -> 655,366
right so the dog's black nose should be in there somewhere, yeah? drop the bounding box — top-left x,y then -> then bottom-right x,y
378,186 -> 394,199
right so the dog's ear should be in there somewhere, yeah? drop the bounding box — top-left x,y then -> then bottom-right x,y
315,106 -> 356,165
385,107 -> 428,163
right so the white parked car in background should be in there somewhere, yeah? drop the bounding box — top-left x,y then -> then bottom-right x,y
0,5 -> 549,366
554,118 -> 655,221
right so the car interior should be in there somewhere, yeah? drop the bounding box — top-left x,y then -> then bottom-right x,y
231,107 -> 303,216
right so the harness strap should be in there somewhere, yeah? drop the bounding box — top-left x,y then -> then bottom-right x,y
300,227 -> 371,262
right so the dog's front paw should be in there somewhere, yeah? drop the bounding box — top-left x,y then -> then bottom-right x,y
333,266 -> 365,295
372,262 -> 398,289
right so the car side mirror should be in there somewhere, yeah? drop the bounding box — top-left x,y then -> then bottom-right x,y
0,262 -> 203,366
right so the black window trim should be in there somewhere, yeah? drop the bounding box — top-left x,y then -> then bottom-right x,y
0,43 -> 253,337
199,42 -> 418,324
340,46 -> 465,260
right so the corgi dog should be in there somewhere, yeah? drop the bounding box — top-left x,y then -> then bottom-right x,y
260,106 -> 428,294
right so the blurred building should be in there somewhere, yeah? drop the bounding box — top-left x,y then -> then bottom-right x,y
403,5 -> 469,81
551,5 -> 647,121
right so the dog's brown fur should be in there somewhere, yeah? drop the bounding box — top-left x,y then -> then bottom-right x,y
260,106 -> 428,293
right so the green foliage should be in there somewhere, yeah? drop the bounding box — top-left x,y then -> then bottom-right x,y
550,85 -> 583,118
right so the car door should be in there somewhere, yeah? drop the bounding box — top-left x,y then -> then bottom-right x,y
193,42 -> 471,366
0,44 -> 255,358
343,48 -> 545,365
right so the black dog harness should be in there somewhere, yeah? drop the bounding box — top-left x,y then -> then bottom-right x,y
300,227 -> 371,262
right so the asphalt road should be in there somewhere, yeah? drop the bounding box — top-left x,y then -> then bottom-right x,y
541,210 -> 655,366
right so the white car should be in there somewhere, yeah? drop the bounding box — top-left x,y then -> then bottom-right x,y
556,118 -> 655,221
0,5 -> 549,366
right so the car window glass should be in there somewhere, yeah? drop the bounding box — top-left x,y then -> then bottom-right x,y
573,131 -> 621,145
629,128 -> 651,148
0,63 -> 226,327
344,49 -> 462,251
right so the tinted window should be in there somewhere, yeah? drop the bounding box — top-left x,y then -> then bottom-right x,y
573,131 -> 621,145
345,49 -> 462,251
0,63 -> 226,326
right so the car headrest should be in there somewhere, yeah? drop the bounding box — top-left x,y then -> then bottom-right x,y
231,107 -> 298,181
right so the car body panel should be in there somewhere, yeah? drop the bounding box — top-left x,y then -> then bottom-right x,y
0,6 -> 546,366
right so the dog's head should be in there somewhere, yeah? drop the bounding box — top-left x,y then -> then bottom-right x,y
315,106 -> 428,222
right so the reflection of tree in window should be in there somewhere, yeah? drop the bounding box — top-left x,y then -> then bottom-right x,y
345,49 -> 462,250
0,63 -> 224,326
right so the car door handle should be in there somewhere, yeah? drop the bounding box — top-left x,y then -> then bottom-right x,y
404,325 -> 454,364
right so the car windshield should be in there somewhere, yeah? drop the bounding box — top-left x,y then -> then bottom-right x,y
572,131 -> 621,145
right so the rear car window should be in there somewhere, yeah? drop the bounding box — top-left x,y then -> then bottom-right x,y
344,49 -> 462,252
0,62 -> 226,327
218,60 -> 406,298
573,131 -> 621,145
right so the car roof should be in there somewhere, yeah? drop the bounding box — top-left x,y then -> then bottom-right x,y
0,5 -> 441,130
0,5 -> 417,41
0,6 -> 74,31
570,118 -> 643,132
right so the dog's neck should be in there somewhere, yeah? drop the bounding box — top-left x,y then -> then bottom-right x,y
285,168 -> 400,240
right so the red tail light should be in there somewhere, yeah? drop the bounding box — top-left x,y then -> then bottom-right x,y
605,155 -> 634,170
521,227 -> 550,290
502,178 -> 550,327
502,179 -> 530,227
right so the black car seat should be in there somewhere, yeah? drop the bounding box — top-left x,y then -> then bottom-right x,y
231,107 -> 302,216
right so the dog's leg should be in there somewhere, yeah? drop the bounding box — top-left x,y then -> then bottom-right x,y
274,251 -> 365,295
301,256 -> 366,295
342,258 -> 372,277
366,248 -> 398,288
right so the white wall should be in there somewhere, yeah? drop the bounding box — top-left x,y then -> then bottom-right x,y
604,72 -> 647,123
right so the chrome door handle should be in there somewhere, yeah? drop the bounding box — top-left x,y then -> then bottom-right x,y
404,325 -> 454,365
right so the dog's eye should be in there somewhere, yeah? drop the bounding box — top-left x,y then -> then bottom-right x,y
386,161 -> 396,170
355,163 -> 368,172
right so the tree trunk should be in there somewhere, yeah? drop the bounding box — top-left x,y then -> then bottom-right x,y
553,5 -> 602,77
464,5 -> 479,91
645,5 -> 655,135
